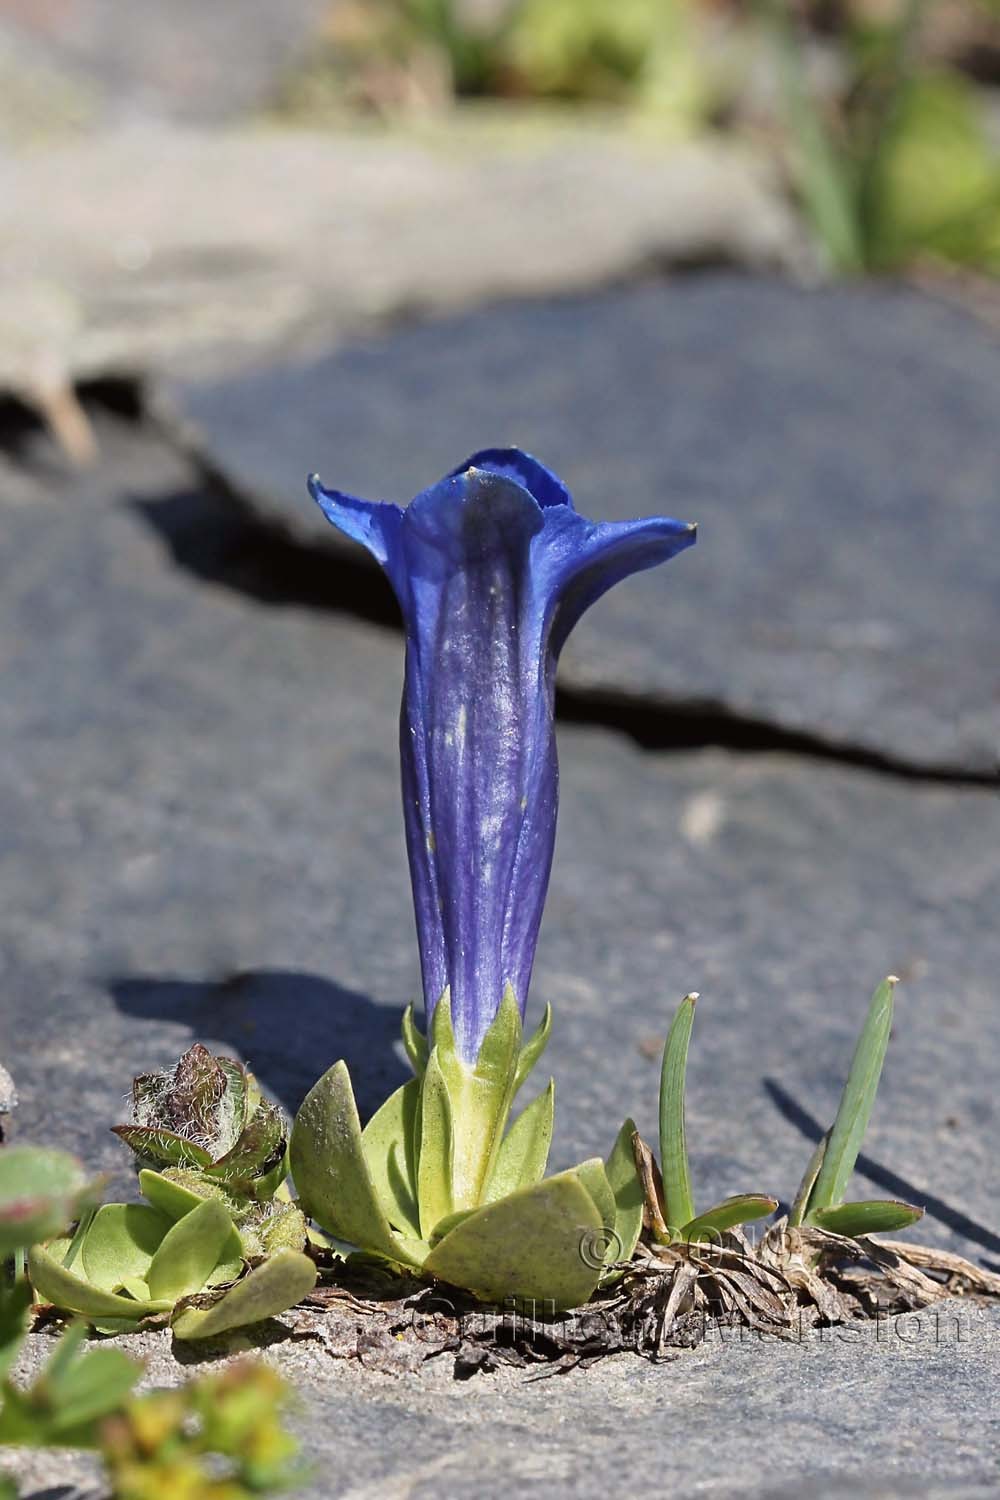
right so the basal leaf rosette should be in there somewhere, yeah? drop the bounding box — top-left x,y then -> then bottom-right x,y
112,1044 -> 306,1260
28,1049 -> 316,1340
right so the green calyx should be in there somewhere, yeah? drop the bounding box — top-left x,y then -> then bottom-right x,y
28,1172 -> 315,1341
290,993 -> 644,1309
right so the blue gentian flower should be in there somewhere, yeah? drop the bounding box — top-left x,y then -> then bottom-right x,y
309,450 -> 695,1064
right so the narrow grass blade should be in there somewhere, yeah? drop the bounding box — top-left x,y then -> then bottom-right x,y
788,1129 -> 830,1228
658,994 -> 698,1231
807,976 -> 898,1217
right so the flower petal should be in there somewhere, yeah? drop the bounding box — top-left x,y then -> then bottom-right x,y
450,448 -> 573,510
543,511 -> 697,655
309,473 -> 404,567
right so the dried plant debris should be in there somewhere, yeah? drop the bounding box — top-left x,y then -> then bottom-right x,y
284,1224 -> 1000,1380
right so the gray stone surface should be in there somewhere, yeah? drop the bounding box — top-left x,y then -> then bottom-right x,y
3,420 -> 1000,1496
159,274 -> 1000,774
10,1300 -> 1000,1500
0,128 -> 801,395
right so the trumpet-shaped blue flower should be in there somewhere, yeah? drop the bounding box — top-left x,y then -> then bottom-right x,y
310,450 -> 695,1064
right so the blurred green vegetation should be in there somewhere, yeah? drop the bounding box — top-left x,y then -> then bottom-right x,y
277,0 -> 1000,275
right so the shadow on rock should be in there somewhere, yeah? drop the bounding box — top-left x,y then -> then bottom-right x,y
764,1077 -> 1000,1263
132,489 -> 399,626
109,969 -> 409,1120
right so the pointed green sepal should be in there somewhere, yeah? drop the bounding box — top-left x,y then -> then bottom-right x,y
401,1005 -> 429,1077
659,993 -> 698,1231
425,986 -> 522,1213
474,984 -> 522,1092
429,986 -> 458,1061
513,1004 -> 552,1095
603,1118 -> 645,1270
417,1049 -> 455,1237
28,1245 -> 172,1322
290,1061 -> 422,1268
360,1079 -> 421,1239
681,1194 -> 779,1244
809,1199 -> 924,1238
807,976 -> 898,1217
483,1079 -> 555,1204
170,1249 -> 317,1341
424,1170 -> 605,1310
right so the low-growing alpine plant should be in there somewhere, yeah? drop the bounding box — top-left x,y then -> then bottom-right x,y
28,1049 -> 316,1341
291,449 -> 696,1305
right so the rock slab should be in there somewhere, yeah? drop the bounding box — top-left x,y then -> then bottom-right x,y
161,274 -> 1000,774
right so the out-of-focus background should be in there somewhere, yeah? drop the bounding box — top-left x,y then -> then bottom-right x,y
4,0 -> 1000,425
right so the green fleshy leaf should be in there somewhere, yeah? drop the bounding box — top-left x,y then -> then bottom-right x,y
145,1198 -> 234,1301
659,993 -> 698,1231
682,1194 -> 779,1244
80,1203 -> 171,1293
513,1004 -> 552,1095
0,1146 -> 98,1259
111,1126 -> 213,1170
170,1250 -> 317,1341
119,1276 -> 154,1302
290,1062 -> 421,1268
788,1130 -> 830,1229
483,1079 -> 554,1204
809,1199 -> 924,1238
361,1080 -> 421,1239
417,1049 -> 455,1238
401,1005 -> 429,1078
138,1168 -> 206,1221
137,1170 -> 245,1266
427,1206 -> 478,1246
603,1117 -> 645,1269
807,976 -> 898,1218
574,1158 -> 616,1239
424,1170 -> 605,1310
28,1246 -> 171,1322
